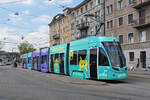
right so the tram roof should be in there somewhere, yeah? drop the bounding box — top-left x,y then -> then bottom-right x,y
70,36 -> 119,45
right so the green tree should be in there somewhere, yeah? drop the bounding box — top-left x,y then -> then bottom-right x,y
18,41 -> 36,54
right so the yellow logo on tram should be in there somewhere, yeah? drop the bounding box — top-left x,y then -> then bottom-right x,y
54,59 -> 59,67
70,50 -> 74,60
79,56 -> 88,72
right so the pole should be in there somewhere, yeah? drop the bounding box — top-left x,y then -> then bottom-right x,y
103,0 -> 106,36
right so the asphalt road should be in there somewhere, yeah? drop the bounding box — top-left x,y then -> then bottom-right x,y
0,65 -> 150,100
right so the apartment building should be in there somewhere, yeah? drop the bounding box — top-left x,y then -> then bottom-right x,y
105,0 -> 150,69
49,8 -> 72,47
49,0 -> 150,69
70,0 -> 104,41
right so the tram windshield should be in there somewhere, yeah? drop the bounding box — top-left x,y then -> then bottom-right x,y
103,42 -> 126,68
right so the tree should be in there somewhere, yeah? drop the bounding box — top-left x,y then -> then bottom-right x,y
18,41 -> 36,54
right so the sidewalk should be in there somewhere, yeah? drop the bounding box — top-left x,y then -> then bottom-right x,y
128,69 -> 150,79
128,69 -> 150,75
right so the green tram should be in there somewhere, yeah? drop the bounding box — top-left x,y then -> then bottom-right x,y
49,36 -> 127,80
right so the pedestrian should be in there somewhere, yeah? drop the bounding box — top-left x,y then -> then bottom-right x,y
13,58 -> 17,68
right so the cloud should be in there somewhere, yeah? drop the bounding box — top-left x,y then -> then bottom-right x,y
24,25 -> 49,49
0,27 -> 28,52
0,0 -> 17,4
21,0 -> 34,5
44,0 -> 73,5
0,25 -> 50,52
0,0 -> 35,5
60,0 -> 73,4
8,10 -> 30,24
32,15 -> 52,23
22,10 -> 30,15
8,13 -> 22,24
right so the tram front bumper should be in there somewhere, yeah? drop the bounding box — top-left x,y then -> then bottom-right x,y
107,71 -> 128,80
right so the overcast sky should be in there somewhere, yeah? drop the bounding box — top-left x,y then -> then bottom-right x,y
0,0 -> 82,52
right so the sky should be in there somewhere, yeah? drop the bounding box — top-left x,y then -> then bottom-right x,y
0,0 -> 82,52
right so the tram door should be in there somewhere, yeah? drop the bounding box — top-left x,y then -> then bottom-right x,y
90,48 -> 98,79
60,53 -> 65,74
50,54 -> 54,72
37,56 -> 39,70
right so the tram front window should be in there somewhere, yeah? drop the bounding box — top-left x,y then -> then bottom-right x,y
103,42 -> 126,68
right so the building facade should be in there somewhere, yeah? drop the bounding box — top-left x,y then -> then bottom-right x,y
49,8 -> 71,47
105,0 -> 150,69
49,0 -> 150,69
70,0 -> 104,41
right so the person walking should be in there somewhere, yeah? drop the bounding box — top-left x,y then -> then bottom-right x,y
13,58 -> 17,68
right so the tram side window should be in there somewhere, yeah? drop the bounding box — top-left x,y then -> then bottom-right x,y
37,57 -> 39,64
23,58 -> 25,64
78,50 -> 87,64
55,54 -> 59,64
33,57 -> 36,63
99,48 -> 109,66
60,53 -> 64,63
41,55 -> 47,64
28,57 -> 31,63
32,57 -> 35,65
50,55 -> 54,64
70,51 -> 77,65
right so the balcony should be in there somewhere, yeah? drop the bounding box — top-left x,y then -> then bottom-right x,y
133,0 -> 150,9
53,34 -> 60,39
133,16 -> 150,29
76,22 -> 89,30
52,41 -> 60,46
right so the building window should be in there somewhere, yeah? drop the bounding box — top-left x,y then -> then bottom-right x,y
139,31 -> 146,42
119,35 -> 123,44
118,0 -> 124,10
90,2 -> 93,9
128,0 -> 134,5
77,10 -> 79,15
119,17 -> 123,26
85,5 -> 88,11
96,0 -> 100,5
76,20 -> 79,25
71,12 -> 75,18
110,20 -> 113,28
107,6 -> 109,14
128,14 -> 133,24
107,20 -> 113,29
110,5 -> 113,13
129,52 -> 134,61
71,23 -> 74,30
128,33 -> 134,43
107,21 -> 110,29
95,10 -> 100,18
138,0 -> 145,4
81,19 -> 83,23
81,7 -> 83,13
107,5 -> 113,15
